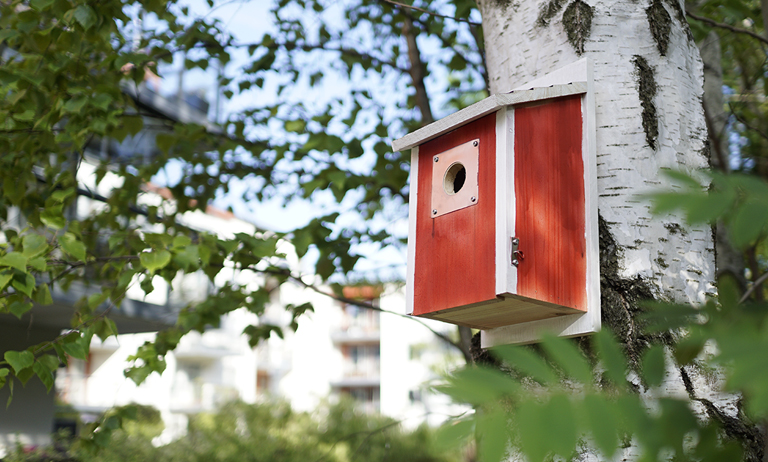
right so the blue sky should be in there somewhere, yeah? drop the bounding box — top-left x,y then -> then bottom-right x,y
150,0 -> 409,281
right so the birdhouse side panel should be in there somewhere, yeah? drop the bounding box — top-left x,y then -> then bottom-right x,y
413,115 -> 497,316
514,95 -> 587,311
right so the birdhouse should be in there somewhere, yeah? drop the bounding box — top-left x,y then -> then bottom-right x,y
392,59 -> 600,346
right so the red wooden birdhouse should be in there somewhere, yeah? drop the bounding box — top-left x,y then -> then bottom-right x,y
392,60 -> 600,346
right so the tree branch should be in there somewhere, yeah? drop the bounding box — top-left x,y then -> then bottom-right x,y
261,267 -> 466,356
686,10 -> 768,46
402,15 -> 434,125
379,0 -> 481,26
739,271 -> 768,304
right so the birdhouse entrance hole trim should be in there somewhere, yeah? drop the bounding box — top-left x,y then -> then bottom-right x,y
397,58 -> 599,347
430,139 -> 479,218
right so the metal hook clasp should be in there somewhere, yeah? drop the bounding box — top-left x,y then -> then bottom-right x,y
511,237 -> 523,267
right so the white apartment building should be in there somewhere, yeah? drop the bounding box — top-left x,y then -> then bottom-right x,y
57,257 -> 467,442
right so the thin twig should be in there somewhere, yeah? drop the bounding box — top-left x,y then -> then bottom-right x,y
380,0 -> 481,26
728,101 -> 768,143
262,268 -> 464,354
739,271 -> 768,304
686,10 -> 768,46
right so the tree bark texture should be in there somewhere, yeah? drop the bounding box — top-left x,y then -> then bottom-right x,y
476,0 -> 714,309
470,0 -> 756,458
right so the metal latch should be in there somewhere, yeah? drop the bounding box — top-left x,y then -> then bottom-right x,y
511,237 -> 524,267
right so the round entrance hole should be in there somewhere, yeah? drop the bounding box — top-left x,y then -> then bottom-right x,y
443,162 -> 466,195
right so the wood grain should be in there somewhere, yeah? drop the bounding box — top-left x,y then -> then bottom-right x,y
413,115 -> 497,316
514,95 -> 587,311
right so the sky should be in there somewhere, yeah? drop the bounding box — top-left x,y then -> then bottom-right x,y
149,0 -> 410,281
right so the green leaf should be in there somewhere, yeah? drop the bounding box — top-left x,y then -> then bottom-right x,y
0,252 -> 27,272
94,318 -> 118,342
30,0 -> 56,11
583,394 -> 619,458
516,400 -> 550,462
17,367 -> 34,385
11,274 -> 36,297
22,234 -> 48,258
33,361 -> 54,392
63,95 -> 88,113
545,394 -> 578,457
155,133 -> 175,154
541,334 -> 593,385
40,206 -> 66,229
60,233 -> 87,262
594,329 -> 627,388
28,257 -> 47,272
73,5 -> 97,30
33,284 -> 53,305
140,250 -> 171,273
435,418 -> 475,450
51,187 -> 76,202
477,408 -> 509,462
87,291 -> 110,309
38,354 -> 60,372
437,366 -> 519,405
730,199 -> 768,248
9,300 -> 32,318
642,345 -> 666,388
0,29 -> 19,42
173,245 -> 199,270
492,345 -> 559,385
4,350 -> 34,374
62,341 -> 87,360
0,271 -> 13,291
124,366 -> 152,385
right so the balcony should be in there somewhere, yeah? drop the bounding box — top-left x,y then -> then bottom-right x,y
0,279 -> 181,334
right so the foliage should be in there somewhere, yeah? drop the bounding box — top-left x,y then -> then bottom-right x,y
686,0 -> 768,297
0,0 -> 482,447
5,400 -> 462,462
436,172 -> 768,461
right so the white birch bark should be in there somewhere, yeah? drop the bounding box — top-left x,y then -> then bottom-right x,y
476,0 -> 715,305
474,1 -> 739,459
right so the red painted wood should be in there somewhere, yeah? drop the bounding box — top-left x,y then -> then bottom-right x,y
413,115 -> 497,316
514,95 -> 587,311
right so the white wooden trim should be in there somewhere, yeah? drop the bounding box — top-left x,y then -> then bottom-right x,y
483,58 -> 599,347
512,58 -> 589,91
405,146 -> 419,315
583,59 -> 601,335
497,108 -> 517,296
495,108 -> 508,296
392,82 -> 588,152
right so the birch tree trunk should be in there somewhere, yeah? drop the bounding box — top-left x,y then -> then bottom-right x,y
469,0 -> 768,458
475,0 -> 714,353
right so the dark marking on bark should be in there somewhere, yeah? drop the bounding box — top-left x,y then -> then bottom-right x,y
599,214 -> 660,368
537,0 -> 568,27
664,0 -> 685,23
632,55 -> 659,150
680,366 -> 765,462
647,0 -> 672,56
664,222 -> 685,235
663,0 -> 695,42
562,0 -> 593,55
654,256 -> 669,269
470,331 -> 502,367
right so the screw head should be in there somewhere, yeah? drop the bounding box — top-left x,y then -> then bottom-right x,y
473,140 -> 478,147
433,156 -> 439,162
512,238 -> 519,245
432,209 -> 437,215
470,196 -> 476,202
512,259 -> 519,266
